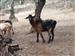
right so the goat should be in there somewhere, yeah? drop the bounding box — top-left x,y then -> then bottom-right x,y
0,20 -> 14,34
0,20 -> 14,37
4,20 -> 12,25
25,14 -> 57,43
4,20 -> 14,34
0,20 -> 12,25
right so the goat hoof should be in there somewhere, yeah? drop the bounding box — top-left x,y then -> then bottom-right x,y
36,40 -> 39,43
43,40 -> 45,43
13,32 -> 14,35
48,41 -> 50,43
50,39 -> 54,41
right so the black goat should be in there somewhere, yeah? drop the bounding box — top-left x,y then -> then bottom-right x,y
25,14 -> 57,43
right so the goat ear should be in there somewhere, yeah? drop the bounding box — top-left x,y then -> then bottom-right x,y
25,17 -> 28,19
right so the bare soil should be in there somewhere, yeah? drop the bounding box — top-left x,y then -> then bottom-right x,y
12,20 -> 75,56
0,9 -> 75,56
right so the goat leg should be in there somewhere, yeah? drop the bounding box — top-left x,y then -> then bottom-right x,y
3,30 -> 6,35
36,32 -> 39,43
48,31 -> 51,43
51,30 -> 54,41
7,30 -> 11,38
40,33 -> 45,43
12,28 -> 14,35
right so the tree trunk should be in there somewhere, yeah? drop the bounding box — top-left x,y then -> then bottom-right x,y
34,0 -> 46,20
9,0 -> 18,22
20,0 -> 24,5
30,0 -> 46,33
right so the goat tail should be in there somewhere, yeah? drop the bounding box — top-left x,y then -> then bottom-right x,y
53,20 -> 57,29
54,20 -> 57,25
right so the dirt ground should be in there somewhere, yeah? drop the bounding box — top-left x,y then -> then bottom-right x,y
11,19 -> 75,56
0,9 -> 75,56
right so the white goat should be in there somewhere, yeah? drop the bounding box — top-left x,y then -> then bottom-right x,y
0,22 -> 13,37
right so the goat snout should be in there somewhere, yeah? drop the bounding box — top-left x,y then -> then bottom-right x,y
25,17 -> 29,19
25,15 -> 33,19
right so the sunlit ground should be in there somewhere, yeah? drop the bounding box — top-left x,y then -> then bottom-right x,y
0,8 -> 75,56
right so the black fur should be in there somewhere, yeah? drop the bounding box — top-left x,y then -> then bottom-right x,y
4,20 -> 12,25
25,14 -> 57,43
